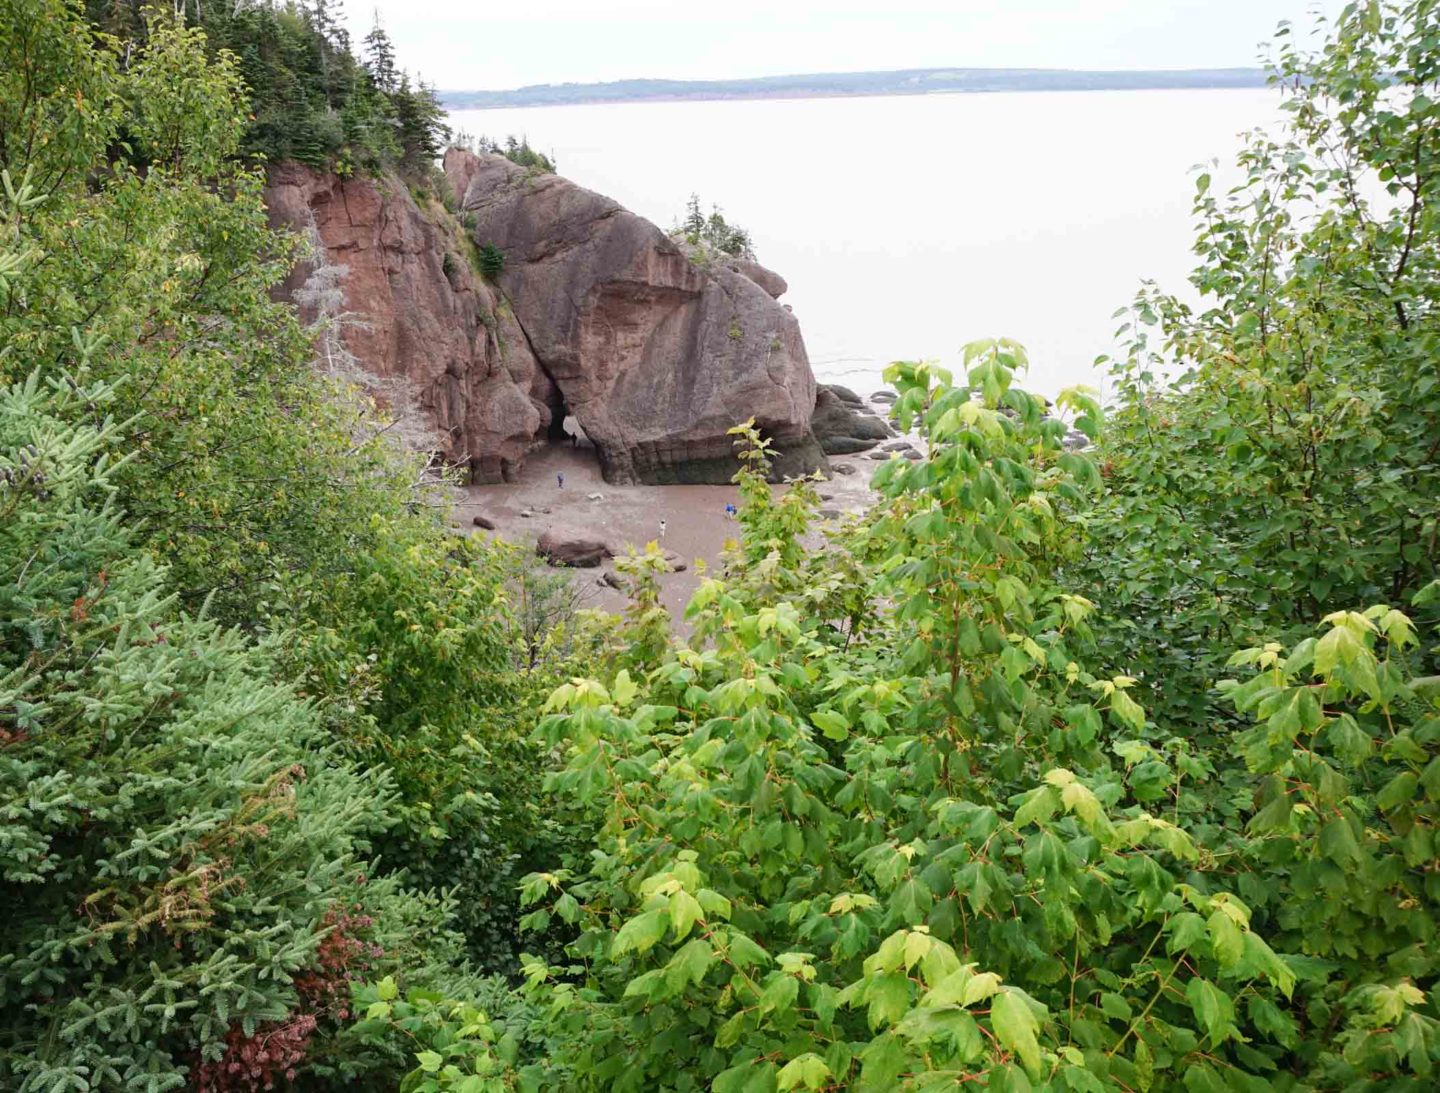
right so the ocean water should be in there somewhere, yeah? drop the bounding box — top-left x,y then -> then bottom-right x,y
450,88 -> 1281,400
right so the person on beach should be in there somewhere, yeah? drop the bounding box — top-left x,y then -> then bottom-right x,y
557,472 -> 565,489
725,503 -> 737,519
658,519 -> 667,539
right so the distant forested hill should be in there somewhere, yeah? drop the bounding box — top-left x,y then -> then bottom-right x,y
441,66 -> 1269,109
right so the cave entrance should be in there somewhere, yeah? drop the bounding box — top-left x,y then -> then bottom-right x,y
543,398 -> 598,483
546,396 -> 591,448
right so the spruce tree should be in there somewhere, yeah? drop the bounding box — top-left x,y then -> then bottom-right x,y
0,360 -> 456,1087
363,11 -> 397,93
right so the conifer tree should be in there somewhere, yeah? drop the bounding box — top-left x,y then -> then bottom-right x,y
363,10 -> 397,93
0,333 -> 456,1089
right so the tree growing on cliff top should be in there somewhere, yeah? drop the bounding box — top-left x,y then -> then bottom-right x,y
83,1 -> 450,174
364,10 -> 398,92
452,131 -> 559,174
674,193 -> 756,259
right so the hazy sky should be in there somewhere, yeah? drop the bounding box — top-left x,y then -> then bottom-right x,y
343,0 -> 1348,92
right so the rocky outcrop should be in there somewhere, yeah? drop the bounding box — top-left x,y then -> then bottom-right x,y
722,257 -> 788,299
810,384 -> 895,455
265,162 -> 548,484
443,148 -> 826,485
266,154 -> 829,487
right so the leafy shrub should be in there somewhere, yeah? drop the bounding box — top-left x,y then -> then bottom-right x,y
2,2 -> 430,623
0,369 -> 458,1090
512,346 -> 1439,1090
284,522 -> 559,971
1080,0 -> 1440,726
346,977 -> 526,1092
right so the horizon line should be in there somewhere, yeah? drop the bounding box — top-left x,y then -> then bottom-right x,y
439,63 -> 1270,98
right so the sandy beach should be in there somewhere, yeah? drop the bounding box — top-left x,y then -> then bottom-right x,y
453,436 -> 898,619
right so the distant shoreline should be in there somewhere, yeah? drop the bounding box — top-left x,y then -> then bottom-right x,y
441,66 -> 1270,111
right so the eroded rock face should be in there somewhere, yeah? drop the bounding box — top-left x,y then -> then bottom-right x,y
444,149 -> 826,485
722,257 -> 788,300
265,162 -> 546,483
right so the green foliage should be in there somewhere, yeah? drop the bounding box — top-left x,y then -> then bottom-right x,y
1083,0 -> 1440,725
453,132 -> 558,174
0,0 -> 120,197
1,11 -> 559,1087
124,16 -> 247,175
0,367 -> 461,1090
675,193 -> 755,259
1,2 -> 428,622
478,243 -> 506,279
1217,606 -> 1440,1087
85,1 -> 450,175
346,976 -> 530,1091
283,524 -> 570,971
510,341 -> 1438,1090
8,1 -> 1440,1090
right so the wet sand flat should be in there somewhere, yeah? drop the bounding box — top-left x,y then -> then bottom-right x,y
453,440 -> 889,619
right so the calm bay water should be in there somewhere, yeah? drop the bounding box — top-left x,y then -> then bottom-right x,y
450,88 -> 1280,399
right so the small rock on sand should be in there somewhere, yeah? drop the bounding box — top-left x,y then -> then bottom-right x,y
472,514 -> 497,530
833,463 -> 857,476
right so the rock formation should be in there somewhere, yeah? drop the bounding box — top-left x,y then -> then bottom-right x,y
443,148 -> 826,484
267,154 -> 829,486
265,162 -> 552,483
810,384 -> 895,455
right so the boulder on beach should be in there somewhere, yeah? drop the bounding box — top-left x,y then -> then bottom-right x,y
472,513 -> 497,530
832,462 -> 858,476
536,529 -> 614,568
820,435 -> 882,455
870,390 -> 898,403
811,384 -> 894,455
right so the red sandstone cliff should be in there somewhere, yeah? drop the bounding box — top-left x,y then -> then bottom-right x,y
265,162 -> 552,483
265,155 -> 826,485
